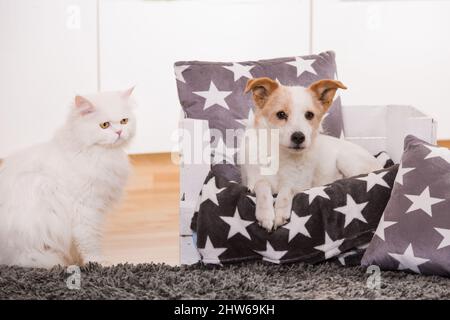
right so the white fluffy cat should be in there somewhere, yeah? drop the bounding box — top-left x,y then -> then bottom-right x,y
0,88 -> 136,268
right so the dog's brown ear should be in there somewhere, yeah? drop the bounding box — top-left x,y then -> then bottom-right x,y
309,79 -> 347,111
245,77 -> 279,108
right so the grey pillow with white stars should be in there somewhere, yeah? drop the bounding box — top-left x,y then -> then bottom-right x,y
191,155 -> 396,266
362,135 -> 450,277
174,51 -> 344,155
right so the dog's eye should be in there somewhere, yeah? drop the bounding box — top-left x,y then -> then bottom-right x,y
276,111 -> 288,120
305,111 -> 315,120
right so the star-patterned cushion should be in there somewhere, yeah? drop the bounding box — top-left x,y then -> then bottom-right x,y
174,51 -> 344,156
191,155 -> 397,266
362,135 -> 450,277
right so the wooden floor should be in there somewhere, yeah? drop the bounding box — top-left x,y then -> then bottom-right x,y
102,153 -> 180,266
438,140 -> 450,148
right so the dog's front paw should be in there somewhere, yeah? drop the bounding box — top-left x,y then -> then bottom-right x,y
255,207 -> 275,232
274,208 -> 291,229
258,217 -> 274,232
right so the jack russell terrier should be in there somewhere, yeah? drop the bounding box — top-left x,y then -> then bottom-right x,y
239,77 -> 382,231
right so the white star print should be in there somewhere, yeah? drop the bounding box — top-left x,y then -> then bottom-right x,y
435,228 -> 450,250
405,186 -> 445,217
283,212 -> 311,242
337,250 -> 356,266
174,65 -> 190,83
302,186 -> 330,205
220,208 -> 254,240
246,194 -> 256,205
357,171 -> 390,192
193,81 -> 232,110
314,232 -> 345,259
255,241 -> 288,264
357,243 -> 370,250
424,145 -> 450,163
334,194 -> 368,228
235,107 -> 253,127
198,236 -> 227,264
275,78 -> 289,86
395,162 -> 415,186
235,108 -> 255,127
388,243 -> 429,273
200,176 -> 225,206
222,63 -> 254,82
235,118 -> 248,127
212,137 -> 237,165
374,215 -> 397,241
285,56 -> 317,77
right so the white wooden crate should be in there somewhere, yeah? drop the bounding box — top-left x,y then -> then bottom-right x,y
179,105 -> 437,265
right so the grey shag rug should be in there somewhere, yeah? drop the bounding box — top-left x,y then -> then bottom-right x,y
0,262 -> 449,300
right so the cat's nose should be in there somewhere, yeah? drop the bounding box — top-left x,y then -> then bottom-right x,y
116,130 -> 122,136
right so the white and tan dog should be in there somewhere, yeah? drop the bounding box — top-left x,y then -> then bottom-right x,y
239,77 -> 382,231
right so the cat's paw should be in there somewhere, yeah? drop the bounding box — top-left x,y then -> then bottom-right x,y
84,255 -> 112,267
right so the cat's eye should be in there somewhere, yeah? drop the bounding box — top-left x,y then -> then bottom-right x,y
276,111 -> 288,120
120,118 -> 129,125
305,111 -> 315,120
99,122 -> 110,129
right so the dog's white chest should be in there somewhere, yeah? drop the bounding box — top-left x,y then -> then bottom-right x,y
275,154 -> 316,192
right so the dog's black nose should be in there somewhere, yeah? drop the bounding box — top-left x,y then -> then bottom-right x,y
291,131 -> 305,145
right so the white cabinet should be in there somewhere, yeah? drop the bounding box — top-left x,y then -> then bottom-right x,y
98,0 -> 311,154
0,0 -> 98,158
4,0 -> 448,157
313,0 -> 450,139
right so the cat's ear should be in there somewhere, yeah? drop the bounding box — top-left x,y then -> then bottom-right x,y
74,95 -> 95,116
121,86 -> 135,99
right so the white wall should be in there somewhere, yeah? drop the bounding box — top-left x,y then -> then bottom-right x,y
313,0 -> 450,138
2,0 -> 450,158
98,0 -> 311,154
0,0 -> 98,158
